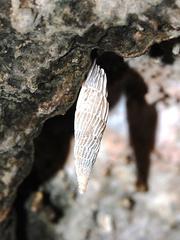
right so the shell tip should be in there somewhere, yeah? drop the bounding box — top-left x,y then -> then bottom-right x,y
76,173 -> 89,194
78,188 -> 85,195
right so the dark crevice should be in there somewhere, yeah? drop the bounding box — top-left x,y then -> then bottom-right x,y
149,37 -> 180,64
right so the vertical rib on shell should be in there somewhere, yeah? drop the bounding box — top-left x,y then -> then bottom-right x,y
74,60 -> 109,194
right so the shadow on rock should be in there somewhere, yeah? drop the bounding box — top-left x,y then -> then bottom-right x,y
96,51 -> 158,191
15,104 -> 75,240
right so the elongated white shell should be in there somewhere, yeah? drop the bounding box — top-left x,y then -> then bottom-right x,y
74,60 -> 109,194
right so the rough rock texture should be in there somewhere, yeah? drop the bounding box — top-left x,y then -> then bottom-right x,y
0,0 -> 180,239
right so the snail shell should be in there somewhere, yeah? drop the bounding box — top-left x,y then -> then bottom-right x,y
74,60 -> 109,194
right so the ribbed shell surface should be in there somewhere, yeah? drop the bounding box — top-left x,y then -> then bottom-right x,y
74,61 -> 109,193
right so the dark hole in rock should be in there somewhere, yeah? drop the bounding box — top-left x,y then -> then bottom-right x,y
149,37 -> 180,64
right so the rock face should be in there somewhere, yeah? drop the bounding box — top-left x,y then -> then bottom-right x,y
0,0 -> 179,239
